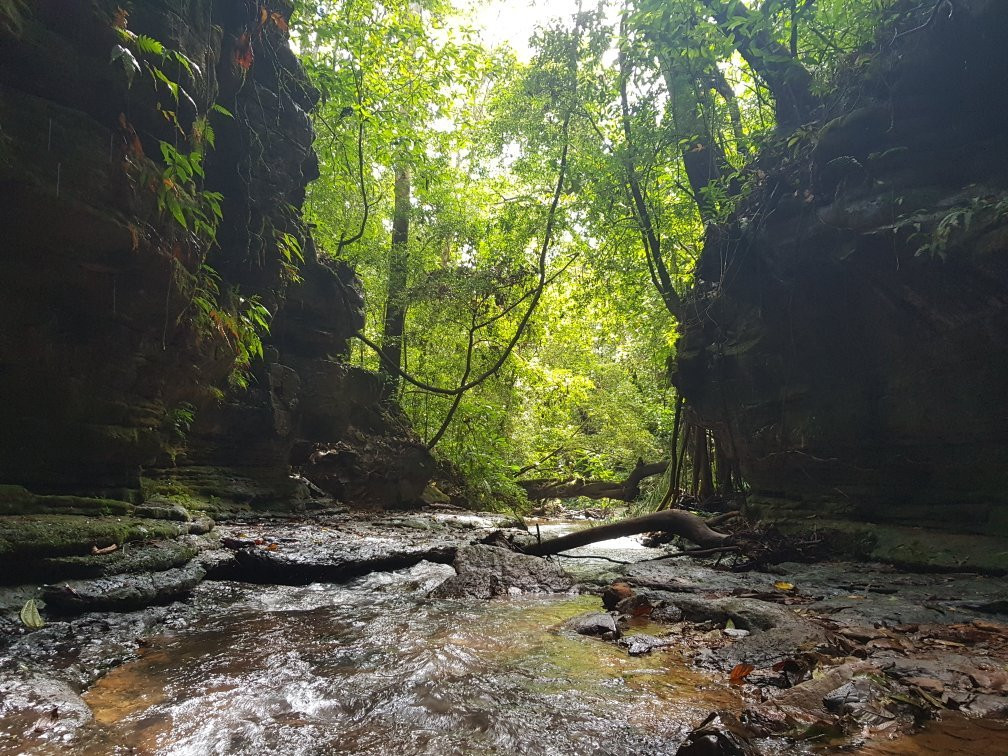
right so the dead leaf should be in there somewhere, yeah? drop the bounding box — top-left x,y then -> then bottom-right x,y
730,663 -> 756,685
20,599 -> 44,629
234,32 -> 254,70
91,543 -> 118,555
839,626 -> 888,642
118,113 -> 144,158
774,581 -> 795,591
269,11 -> 288,32
972,619 -> 1008,634
904,676 -> 945,693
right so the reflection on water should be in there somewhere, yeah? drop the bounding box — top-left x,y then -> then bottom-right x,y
67,561 -> 736,756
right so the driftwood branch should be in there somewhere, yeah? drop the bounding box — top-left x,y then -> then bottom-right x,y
523,510 -> 730,557
519,459 -> 669,501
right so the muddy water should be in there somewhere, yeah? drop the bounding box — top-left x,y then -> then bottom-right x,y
68,563 -> 736,755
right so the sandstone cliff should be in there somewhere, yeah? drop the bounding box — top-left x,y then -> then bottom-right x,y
0,0 -> 430,514
676,0 -> 1008,559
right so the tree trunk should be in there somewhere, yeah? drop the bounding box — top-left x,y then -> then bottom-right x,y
519,459 -> 669,501
380,165 -> 411,395
657,394 -> 685,510
715,436 -> 734,497
524,510 -> 730,556
701,0 -> 817,129
698,429 -> 714,501
657,58 -> 733,225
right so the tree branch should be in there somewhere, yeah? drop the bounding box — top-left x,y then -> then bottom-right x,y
520,459 -> 670,501
523,509 -> 730,556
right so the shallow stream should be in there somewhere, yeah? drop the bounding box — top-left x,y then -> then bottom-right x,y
5,523 -> 1006,755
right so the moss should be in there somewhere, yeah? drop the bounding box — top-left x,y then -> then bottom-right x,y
140,467 -> 300,518
0,514 -> 185,563
0,485 -> 135,516
766,516 -> 1008,574
38,540 -> 199,579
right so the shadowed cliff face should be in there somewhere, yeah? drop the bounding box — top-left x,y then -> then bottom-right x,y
0,0 -> 430,507
676,0 -> 1008,538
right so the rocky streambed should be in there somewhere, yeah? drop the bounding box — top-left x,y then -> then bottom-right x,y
1,510 -> 1006,754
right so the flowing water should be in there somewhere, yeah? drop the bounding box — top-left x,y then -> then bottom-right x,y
7,524 -> 1006,755
71,568 -> 737,755
5,525 -> 740,755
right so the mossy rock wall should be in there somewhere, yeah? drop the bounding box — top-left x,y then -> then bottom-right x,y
0,0 -> 432,509
676,0 -> 1008,546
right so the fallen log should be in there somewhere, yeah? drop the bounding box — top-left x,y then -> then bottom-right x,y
523,510 -> 730,557
519,459 -> 669,501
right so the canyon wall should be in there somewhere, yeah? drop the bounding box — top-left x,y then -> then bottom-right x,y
0,0 -> 430,513
676,0 -> 1008,560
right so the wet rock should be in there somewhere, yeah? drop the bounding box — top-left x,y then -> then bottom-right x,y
188,516 -> 215,535
619,633 -> 674,656
745,661 -> 879,735
823,678 -> 875,715
134,503 -> 192,522
41,559 -> 206,612
562,612 -> 620,638
34,537 -> 204,581
603,581 -> 635,610
210,516 -> 467,585
430,545 -> 574,599
653,604 -> 685,622
620,588 -> 825,668
676,711 -> 759,756
0,672 -> 93,751
965,693 -> 1008,717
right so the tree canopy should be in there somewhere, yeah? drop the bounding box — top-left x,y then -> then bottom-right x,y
288,0 -> 916,509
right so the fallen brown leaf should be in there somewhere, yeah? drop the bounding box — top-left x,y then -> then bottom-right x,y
730,663 -> 756,685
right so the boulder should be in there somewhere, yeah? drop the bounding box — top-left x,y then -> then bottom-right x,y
430,545 -> 574,599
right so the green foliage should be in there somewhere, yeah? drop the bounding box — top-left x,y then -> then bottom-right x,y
155,141 -> 223,243
170,402 -> 196,438
292,0 -> 909,509
109,17 -> 277,392
186,264 -> 272,390
911,194 -> 1008,260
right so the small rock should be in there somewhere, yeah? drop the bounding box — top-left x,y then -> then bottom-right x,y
619,633 -> 673,656
676,711 -> 759,756
562,612 -> 620,637
652,604 -> 685,623
603,581 -> 635,610
823,679 -> 871,714
188,516 -> 215,535
221,536 -> 256,549
722,628 -> 750,639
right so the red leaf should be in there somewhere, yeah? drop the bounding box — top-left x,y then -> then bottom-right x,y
118,113 -> 144,159
234,32 -> 254,70
729,663 -> 755,685
269,11 -> 288,32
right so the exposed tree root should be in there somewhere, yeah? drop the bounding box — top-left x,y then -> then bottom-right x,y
522,509 -> 730,557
